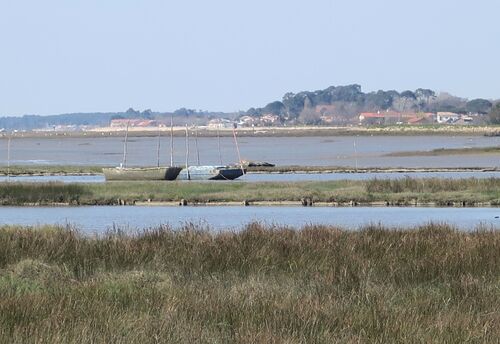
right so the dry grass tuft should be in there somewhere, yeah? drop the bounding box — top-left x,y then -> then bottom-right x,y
0,223 -> 499,342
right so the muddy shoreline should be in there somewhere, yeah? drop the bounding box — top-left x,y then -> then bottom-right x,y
0,166 -> 498,177
1,125 -> 500,139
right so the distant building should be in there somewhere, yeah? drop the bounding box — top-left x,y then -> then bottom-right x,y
437,112 -> 460,124
360,111 -> 436,125
260,114 -> 280,125
359,112 -> 388,125
320,115 -> 335,124
238,115 -> 257,127
110,119 -> 158,127
406,113 -> 436,125
208,118 -> 234,129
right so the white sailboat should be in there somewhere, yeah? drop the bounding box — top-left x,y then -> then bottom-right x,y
177,121 -> 246,181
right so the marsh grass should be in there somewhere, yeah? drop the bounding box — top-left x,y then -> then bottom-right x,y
0,223 -> 499,343
1,178 -> 499,206
0,182 -> 87,205
365,176 -> 499,193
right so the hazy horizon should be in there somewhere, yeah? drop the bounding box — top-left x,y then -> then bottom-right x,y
1,0 -> 499,116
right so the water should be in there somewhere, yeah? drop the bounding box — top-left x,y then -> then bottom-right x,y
0,206 -> 498,233
1,171 -> 499,184
1,135 -> 499,168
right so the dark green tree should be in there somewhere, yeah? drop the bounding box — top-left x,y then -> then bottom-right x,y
262,101 -> 285,115
489,103 -> 500,124
400,90 -> 417,100
466,99 -> 492,114
282,92 -> 306,118
364,90 -> 394,110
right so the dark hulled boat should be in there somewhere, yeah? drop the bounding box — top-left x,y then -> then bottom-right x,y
103,166 -> 182,181
176,165 -> 245,181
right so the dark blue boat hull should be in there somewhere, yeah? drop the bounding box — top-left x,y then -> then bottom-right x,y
210,167 -> 246,180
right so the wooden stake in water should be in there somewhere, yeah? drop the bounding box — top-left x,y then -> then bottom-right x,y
156,124 -> 161,167
121,121 -> 130,168
185,124 -> 190,180
217,120 -> 223,165
7,134 -> 11,182
194,126 -> 200,166
353,138 -> 358,171
170,114 -> 174,167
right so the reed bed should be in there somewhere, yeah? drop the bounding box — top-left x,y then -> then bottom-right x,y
0,183 -> 86,205
365,176 -> 500,193
0,223 -> 499,343
0,178 -> 499,206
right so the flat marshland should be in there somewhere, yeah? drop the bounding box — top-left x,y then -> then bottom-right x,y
0,224 -> 499,342
385,146 -> 500,157
0,177 -> 499,206
3,124 -> 499,138
1,164 -> 496,176
0,164 -> 104,176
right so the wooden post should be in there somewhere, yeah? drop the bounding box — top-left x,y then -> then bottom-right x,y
122,120 -> 130,168
156,124 -> 161,167
185,124 -> 190,180
170,114 -> 174,167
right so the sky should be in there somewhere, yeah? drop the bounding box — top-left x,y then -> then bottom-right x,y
0,0 -> 499,116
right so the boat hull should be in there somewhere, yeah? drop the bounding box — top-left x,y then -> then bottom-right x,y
210,167 -> 245,180
103,167 -> 182,181
177,166 -> 245,181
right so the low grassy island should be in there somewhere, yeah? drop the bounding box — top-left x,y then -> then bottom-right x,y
0,178 -> 499,206
0,223 -> 499,342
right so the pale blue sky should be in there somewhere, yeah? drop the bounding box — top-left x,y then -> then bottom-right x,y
0,0 -> 499,116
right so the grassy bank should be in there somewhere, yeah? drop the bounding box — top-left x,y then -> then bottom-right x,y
245,165 -> 498,173
1,164 -> 497,176
0,165 -> 105,176
0,224 -> 499,342
0,178 -> 499,206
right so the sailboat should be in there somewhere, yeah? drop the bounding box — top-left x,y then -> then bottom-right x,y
176,122 -> 246,181
103,120 -> 182,181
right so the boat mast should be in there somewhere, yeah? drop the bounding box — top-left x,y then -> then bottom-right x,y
217,120 -> 223,165
194,125 -> 200,166
7,133 -> 11,182
156,124 -> 161,167
122,120 -> 130,168
232,123 -> 245,174
170,114 -> 174,167
185,124 -> 190,180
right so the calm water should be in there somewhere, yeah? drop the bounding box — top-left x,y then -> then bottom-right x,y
1,135 -> 499,168
0,206 -> 498,233
1,171 -> 499,183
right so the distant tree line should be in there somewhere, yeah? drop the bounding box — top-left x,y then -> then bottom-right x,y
244,85 -> 494,124
0,108 -> 228,131
0,86 -> 497,130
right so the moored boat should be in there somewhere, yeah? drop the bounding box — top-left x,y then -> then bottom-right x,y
103,166 -> 182,181
104,118 -> 183,181
177,165 -> 245,181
